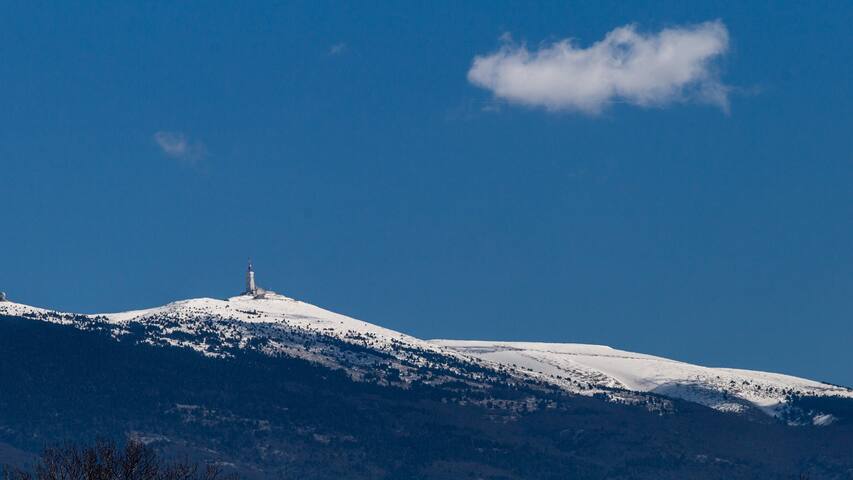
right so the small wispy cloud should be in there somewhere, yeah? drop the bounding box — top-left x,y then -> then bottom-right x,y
153,131 -> 206,164
329,42 -> 348,56
468,21 -> 730,114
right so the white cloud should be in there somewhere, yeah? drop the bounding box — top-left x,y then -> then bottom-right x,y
468,21 -> 730,114
153,131 -> 206,164
329,42 -> 347,55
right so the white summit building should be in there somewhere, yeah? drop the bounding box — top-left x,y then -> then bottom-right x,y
246,260 -> 257,295
244,260 -> 274,298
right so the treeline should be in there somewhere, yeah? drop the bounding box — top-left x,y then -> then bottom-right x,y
2,441 -> 237,480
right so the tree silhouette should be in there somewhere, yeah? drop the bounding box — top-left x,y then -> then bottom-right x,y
2,440 -> 237,480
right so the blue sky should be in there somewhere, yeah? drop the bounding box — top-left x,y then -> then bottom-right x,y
2,2 -> 852,385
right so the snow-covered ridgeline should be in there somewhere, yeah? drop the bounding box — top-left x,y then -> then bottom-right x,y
0,295 -> 511,391
0,294 -> 437,355
429,340 -> 853,417
2,295 -> 852,420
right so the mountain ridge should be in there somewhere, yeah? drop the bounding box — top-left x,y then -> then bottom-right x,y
3,293 -> 853,479
2,293 -> 850,423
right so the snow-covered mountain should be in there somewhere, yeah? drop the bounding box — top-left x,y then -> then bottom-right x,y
1,293 -> 850,423
0,294 -> 531,405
